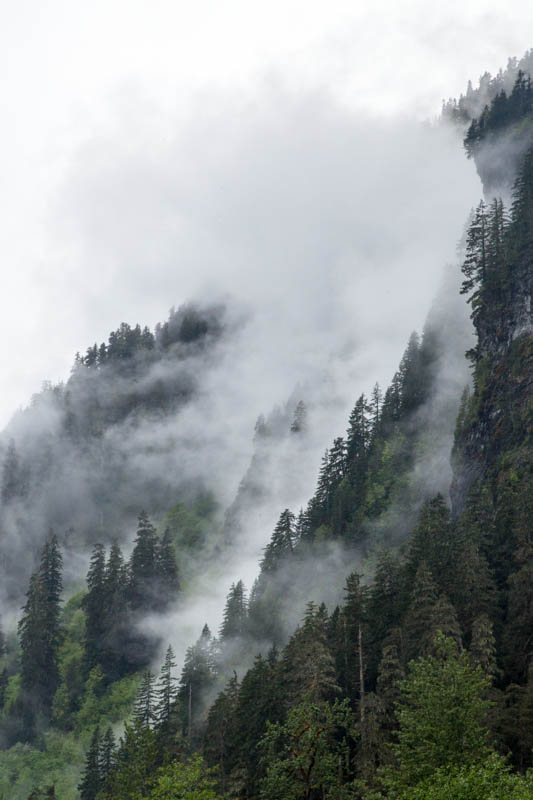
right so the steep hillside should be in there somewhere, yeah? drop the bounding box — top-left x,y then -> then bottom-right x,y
2,56 -> 533,800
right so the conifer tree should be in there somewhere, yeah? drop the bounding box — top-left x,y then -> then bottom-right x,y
83,543 -> 106,671
470,613 -> 498,679
282,602 -> 339,704
0,667 -> 8,711
155,645 -> 178,726
134,670 -> 156,728
99,727 -> 116,785
1,439 -> 26,503
204,673 -> 240,793
18,534 -> 63,720
100,541 -> 129,680
219,581 -> 247,641
78,727 -> 101,800
405,495 -> 453,594
403,561 -> 439,662
129,511 -> 159,612
290,400 -> 307,433
346,394 -> 371,465
178,625 -> 218,740
157,528 -> 179,609
376,634 -> 405,720
260,510 -> 295,573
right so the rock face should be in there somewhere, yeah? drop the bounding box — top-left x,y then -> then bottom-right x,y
451,125 -> 533,516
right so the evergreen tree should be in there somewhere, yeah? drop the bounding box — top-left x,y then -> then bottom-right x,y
282,602 -> 339,704
99,726 -> 117,785
0,667 -> 8,711
157,528 -> 179,609
290,400 -> 307,433
78,727 -> 101,800
1,439 -> 25,503
403,561 -> 439,662
129,511 -> 160,612
260,510 -> 295,573
470,613 -> 498,679
219,580 -> 247,640
18,534 -> 63,721
82,543 -> 106,671
155,645 -> 178,727
204,673 -> 240,794
346,394 -> 371,466
178,625 -> 218,740
134,670 -> 156,728
100,541 -> 130,680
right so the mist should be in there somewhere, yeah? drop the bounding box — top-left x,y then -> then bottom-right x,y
0,81 -> 483,684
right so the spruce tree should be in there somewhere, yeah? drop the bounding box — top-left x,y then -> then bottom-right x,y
18,534 -> 63,720
178,625 -> 218,740
1,439 -> 25,503
128,511 -> 159,612
99,726 -> 116,785
403,561 -> 439,662
157,528 -> 179,609
290,400 -> 307,433
78,727 -> 101,800
260,510 -> 295,573
219,581 -> 247,640
0,667 -> 8,710
470,613 -> 498,679
82,543 -> 106,671
155,645 -> 178,726
133,670 -> 156,728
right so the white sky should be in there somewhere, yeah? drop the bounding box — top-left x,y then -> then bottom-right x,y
1,1 -> 533,426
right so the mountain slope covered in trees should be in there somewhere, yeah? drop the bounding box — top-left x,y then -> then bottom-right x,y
1,55 -> 533,800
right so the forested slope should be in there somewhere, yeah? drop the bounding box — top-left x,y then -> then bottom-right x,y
1,60 -> 533,800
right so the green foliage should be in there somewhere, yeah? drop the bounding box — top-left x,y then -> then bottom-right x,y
383,635 -> 492,793
143,755 -> 221,800
391,753 -> 533,800
259,697 -> 354,800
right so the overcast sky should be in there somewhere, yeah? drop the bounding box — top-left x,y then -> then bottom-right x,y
1,1 -> 533,426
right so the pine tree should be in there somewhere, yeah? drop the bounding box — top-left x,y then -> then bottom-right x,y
178,625 -> 218,740
470,613 -> 498,679
405,495 -> 453,593
398,331 -> 422,414
204,673 -> 240,794
18,534 -> 63,720
376,634 -> 405,719
157,528 -> 179,610
133,670 -> 156,728
100,541 -> 130,680
403,561 -> 439,662
0,667 -> 8,710
99,726 -> 116,785
282,602 -> 339,704
260,510 -> 295,573
78,727 -> 101,800
128,511 -> 159,612
82,543 -> 106,671
290,400 -> 307,433
346,394 -> 371,465
1,439 -> 26,503
155,645 -> 178,726
461,200 -> 490,304
219,581 -> 247,641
